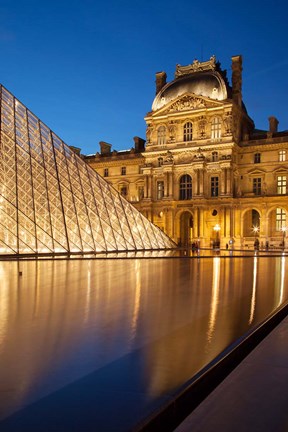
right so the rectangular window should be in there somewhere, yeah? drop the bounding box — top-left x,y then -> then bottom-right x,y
279,150 -> 286,162
211,177 -> 219,197
121,166 -> 126,176
277,176 -> 286,194
157,181 -> 164,200
104,168 -> 109,177
211,117 -> 221,140
276,208 -> 286,231
253,178 -> 261,195
254,153 -> 261,163
120,186 -> 127,197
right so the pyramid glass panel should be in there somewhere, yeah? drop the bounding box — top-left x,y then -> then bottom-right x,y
0,85 -> 175,255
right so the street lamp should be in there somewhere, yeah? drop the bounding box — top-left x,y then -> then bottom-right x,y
213,224 -> 220,249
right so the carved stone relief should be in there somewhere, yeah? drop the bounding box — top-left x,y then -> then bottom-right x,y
197,116 -> 207,139
167,95 -> 207,112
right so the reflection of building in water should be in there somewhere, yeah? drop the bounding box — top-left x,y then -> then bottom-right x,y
85,55 -> 288,249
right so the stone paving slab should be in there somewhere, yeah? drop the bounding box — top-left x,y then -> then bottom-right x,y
174,316 -> 288,432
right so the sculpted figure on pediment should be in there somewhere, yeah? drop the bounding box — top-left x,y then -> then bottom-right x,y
167,96 -> 206,112
193,148 -> 205,160
164,150 -> 174,164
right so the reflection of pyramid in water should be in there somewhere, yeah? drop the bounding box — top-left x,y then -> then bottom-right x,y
0,85 -> 175,255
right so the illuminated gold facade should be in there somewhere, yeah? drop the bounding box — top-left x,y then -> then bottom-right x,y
0,85 -> 174,255
86,55 -> 288,249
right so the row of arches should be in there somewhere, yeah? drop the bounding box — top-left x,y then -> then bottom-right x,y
177,207 -> 287,248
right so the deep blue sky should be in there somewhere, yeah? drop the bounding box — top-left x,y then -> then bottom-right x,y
1,0 -> 288,153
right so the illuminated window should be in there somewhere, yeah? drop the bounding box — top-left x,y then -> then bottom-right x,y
179,175 -> 192,200
279,150 -> 286,162
277,176 -> 286,194
276,208 -> 286,231
211,177 -> 219,197
254,153 -> 261,163
157,126 -> 166,145
121,166 -> 126,176
183,122 -> 193,141
157,181 -> 164,200
211,117 -> 221,139
212,151 -> 218,162
104,168 -> 109,177
253,178 -> 261,195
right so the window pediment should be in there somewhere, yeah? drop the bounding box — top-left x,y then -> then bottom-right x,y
247,168 -> 266,176
273,166 -> 288,175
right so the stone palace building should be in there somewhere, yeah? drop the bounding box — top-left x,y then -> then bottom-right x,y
84,55 -> 288,249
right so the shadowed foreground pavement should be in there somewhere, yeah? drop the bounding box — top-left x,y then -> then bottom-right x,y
174,315 -> 288,432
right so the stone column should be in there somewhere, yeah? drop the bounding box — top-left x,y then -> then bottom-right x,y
199,169 -> 204,195
227,168 -> 231,195
144,175 -> 148,198
220,169 -> 226,195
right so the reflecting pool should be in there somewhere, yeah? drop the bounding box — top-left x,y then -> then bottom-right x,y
0,256 -> 287,431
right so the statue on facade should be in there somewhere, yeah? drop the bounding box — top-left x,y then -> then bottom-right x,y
164,151 -> 174,163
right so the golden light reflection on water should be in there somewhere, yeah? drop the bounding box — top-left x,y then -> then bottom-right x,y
0,257 -> 287,420
207,256 -> 220,342
249,255 -> 258,325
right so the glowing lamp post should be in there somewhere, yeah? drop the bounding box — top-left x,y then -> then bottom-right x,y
253,226 -> 259,250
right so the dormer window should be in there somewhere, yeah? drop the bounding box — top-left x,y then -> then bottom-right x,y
183,122 -> 193,142
211,117 -> 221,140
157,126 -> 166,146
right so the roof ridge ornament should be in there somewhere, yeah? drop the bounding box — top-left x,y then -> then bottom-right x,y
175,55 -> 216,78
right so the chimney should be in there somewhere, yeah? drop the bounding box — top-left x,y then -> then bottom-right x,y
231,55 -> 242,107
268,116 -> 279,134
133,136 -> 145,152
155,71 -> 167,95
99,141 -> 112,155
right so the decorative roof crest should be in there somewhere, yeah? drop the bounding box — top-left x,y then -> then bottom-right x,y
175,55 -> 216,78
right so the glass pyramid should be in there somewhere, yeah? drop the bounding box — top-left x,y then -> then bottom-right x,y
0,85 -> 175,255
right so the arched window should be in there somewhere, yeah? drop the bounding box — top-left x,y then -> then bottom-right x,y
183,122 -> 193,142
157,126 -> 166,145
179,175 -> 192,200
211,117 -> 221,139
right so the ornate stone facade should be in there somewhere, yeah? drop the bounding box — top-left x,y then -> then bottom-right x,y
85,56 -> 288,250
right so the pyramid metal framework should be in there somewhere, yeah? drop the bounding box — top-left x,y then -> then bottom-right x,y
0,85 -> 175,255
